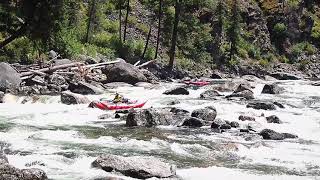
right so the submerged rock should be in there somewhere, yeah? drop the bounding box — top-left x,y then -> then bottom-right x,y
61,91 -> 90,105
163,86 -> 189,95
0,62 -> 21,92
92,154 -> 176,179
211,119 -> 227,129
266,115 -> 282,124
226,90 -> 254,100
238,115 -> 255,121
199,90 -> 222,99
181,117 -> 204,128
0,91 -> 4,103
229,121 -> 240,128
273,102 -> 285,108
259,129 -> 298,140
246,102 -> 276,110
191,106 -> 217,122
261,84 -> 283,94
103,62 -> 147,85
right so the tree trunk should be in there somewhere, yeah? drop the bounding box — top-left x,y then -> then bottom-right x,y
155,0 -> 163,59
142,25 -> 152,59
168,0 -> 181,70
85,0 -> 96,43
119,0 -> 122,43
0,25 -> 26,49
123,0 -> 130,42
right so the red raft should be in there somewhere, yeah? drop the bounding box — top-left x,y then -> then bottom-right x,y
184,81 -> 210,86
89,100 -> 147,110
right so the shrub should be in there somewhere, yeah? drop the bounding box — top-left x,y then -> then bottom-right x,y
137,23 -> 149,35
238,48 -> 249,59
259,59 -> 269,67
273,23 -> 287,36
311,19 -> 320,42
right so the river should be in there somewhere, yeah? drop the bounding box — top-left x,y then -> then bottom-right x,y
0,79 -> 319,180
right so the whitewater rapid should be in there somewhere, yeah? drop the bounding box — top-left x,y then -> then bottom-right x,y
0,79 -> 319,180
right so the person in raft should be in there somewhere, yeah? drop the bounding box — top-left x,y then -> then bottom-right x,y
113,92 -> 129,103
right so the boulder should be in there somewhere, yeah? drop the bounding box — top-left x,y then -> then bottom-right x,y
234,84 -> 252,93
167,100 -> 180,105
246,102 -> 276,110
26,76 -> 45,86
139,69 -> 159,83
261,84 -> 283,94
229,121 -> 240,128
270,72 -> 301,80
170,107 -> 189,115
238,115 -> 255,121
282,133 -> 298,139
163,87 -> 189,95
92,154 -> 176,179
259,129 -> 298,140
115,114 -> 121,119
0,62 -> 21,92
211,119 -> 227,129
259,129 -> 285,140
181,117 -> 204,128
191,106 -> 217,122
226,90 -> 254,100
200,90 -> 222,99
273,102 -> 285,108
68,81 -> 103,95
311,81 -> 320,86
210,72 -> 223,79
103,62 -> 147,85
61,91 -> 90,105
264,75 -> 278,81
52,59 -> 72,66
0,91 -> 4,103
266,115 -> 282,124
220,124 -> 232,129
0,154 -> 47,180
126,108 -> 187,127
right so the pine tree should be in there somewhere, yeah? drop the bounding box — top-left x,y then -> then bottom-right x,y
168,0 -> 181,70
228,0 -> 241,61
155,0 -> 163,59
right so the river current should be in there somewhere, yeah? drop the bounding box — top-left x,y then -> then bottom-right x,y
0,79 -> 319,180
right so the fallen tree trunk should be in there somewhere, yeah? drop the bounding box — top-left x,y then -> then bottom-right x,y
137,60 -> 155,68
20,62 -> 82,77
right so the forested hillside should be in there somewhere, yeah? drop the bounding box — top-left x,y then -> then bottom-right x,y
0,0 -> 319,74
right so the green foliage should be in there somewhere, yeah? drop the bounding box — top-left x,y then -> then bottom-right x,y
311,18 -> 320,42
259,59 -> 269,67
238,48 -> 249,59
291,42 -> 316,59
273,23 -> 287,36
279,55 -> 289,63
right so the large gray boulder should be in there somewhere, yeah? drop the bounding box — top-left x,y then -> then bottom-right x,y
103,62 -> 147,85
92,154 -> 176,179
261,84 -> 283,94
126,108 -> 188,127
52,59 -> 72,66
270,72 -> 301,80
259,129 -> 298,140
199,90 -> 222,99
61,91 -> 90,105
163,86 -> 189,95
226,90 -> 254,100
68,81 -> 103,95
0,154 -> 47,180
0,63 -> 21,92
191,106 -> 217,122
